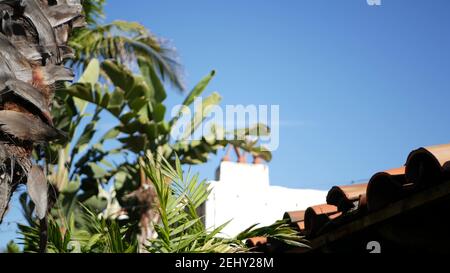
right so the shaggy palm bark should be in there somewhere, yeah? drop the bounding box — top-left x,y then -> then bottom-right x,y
0,0 -> 84,224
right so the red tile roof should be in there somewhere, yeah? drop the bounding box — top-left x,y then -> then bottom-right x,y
304,204 -> 341,236
327,183 -> 367,212
247,143 -> 450,253
406,143 -> 450,187
246,236 -> 267,248
283,211 -> 306,231
283,210 -> 305,223
366,166 -> 408,211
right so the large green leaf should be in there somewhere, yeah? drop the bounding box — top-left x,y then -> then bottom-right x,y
108,88 -> 125,117
73,58 -> 100,113
182,71 -> 215,107
101,60 -> 135,91
181,92 -> 222,140
170,71 -> 216,127
227,123 -> 271,138
119,135 -> 147,153
138,57 -> 167,102
153,103 -> 166,123
78,58 -> 100,85
127,76 -> 152,102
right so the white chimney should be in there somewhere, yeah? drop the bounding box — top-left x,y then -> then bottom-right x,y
203,162 -> 327,238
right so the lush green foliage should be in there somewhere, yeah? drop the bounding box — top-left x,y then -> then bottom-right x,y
25,56 -> 270,236
19,208 -> 138,253
142,153 -> 242,253
13,0 -> 305,253
237,221 -> 310,249
72,0 -> 184,91
18,153 -> 307,253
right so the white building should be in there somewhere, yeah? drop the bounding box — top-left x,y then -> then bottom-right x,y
203,161 -> 327,237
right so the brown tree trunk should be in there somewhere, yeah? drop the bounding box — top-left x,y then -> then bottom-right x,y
0,0 -> 84,225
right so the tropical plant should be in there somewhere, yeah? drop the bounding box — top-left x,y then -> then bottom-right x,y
71,0 -> 184,91
0,0 -> 84,253
19,206 -> 138,253
13,0 -> 273,251
18,151 -> 308,253
17,56 -> 271,250
142,152 -> 242,253
237,221 -> 310,250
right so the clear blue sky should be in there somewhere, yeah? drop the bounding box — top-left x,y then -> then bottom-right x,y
2,0 -> 450,247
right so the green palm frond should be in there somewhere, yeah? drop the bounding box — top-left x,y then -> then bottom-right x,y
18,206 -> 138,253
80,205 -> 138,253
141,152 -> 244,253
70,20 -> 184,90
81,0 -> 106,26
237,220 -> 310,249
18,214 -> 83,253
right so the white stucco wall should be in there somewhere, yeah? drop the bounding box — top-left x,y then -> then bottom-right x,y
204,161 -> 327,237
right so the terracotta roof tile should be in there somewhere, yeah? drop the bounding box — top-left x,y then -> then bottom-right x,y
283,210 -> 305,223
406,143 -> 450,187
385,166 -> 406,176
297,221 -> 305,231
269,142 -> 450,253
304,204 -> 341,236
246,236 -> 268,248
358,193 -> 367,210
326,183 -> 368,212
283,210 -> 306,232
366,167 -> 406,211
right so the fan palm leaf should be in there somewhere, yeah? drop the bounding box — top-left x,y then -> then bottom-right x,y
70,20 -> 185,90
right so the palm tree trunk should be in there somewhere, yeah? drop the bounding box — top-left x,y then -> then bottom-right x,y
0,0 -> 84,224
